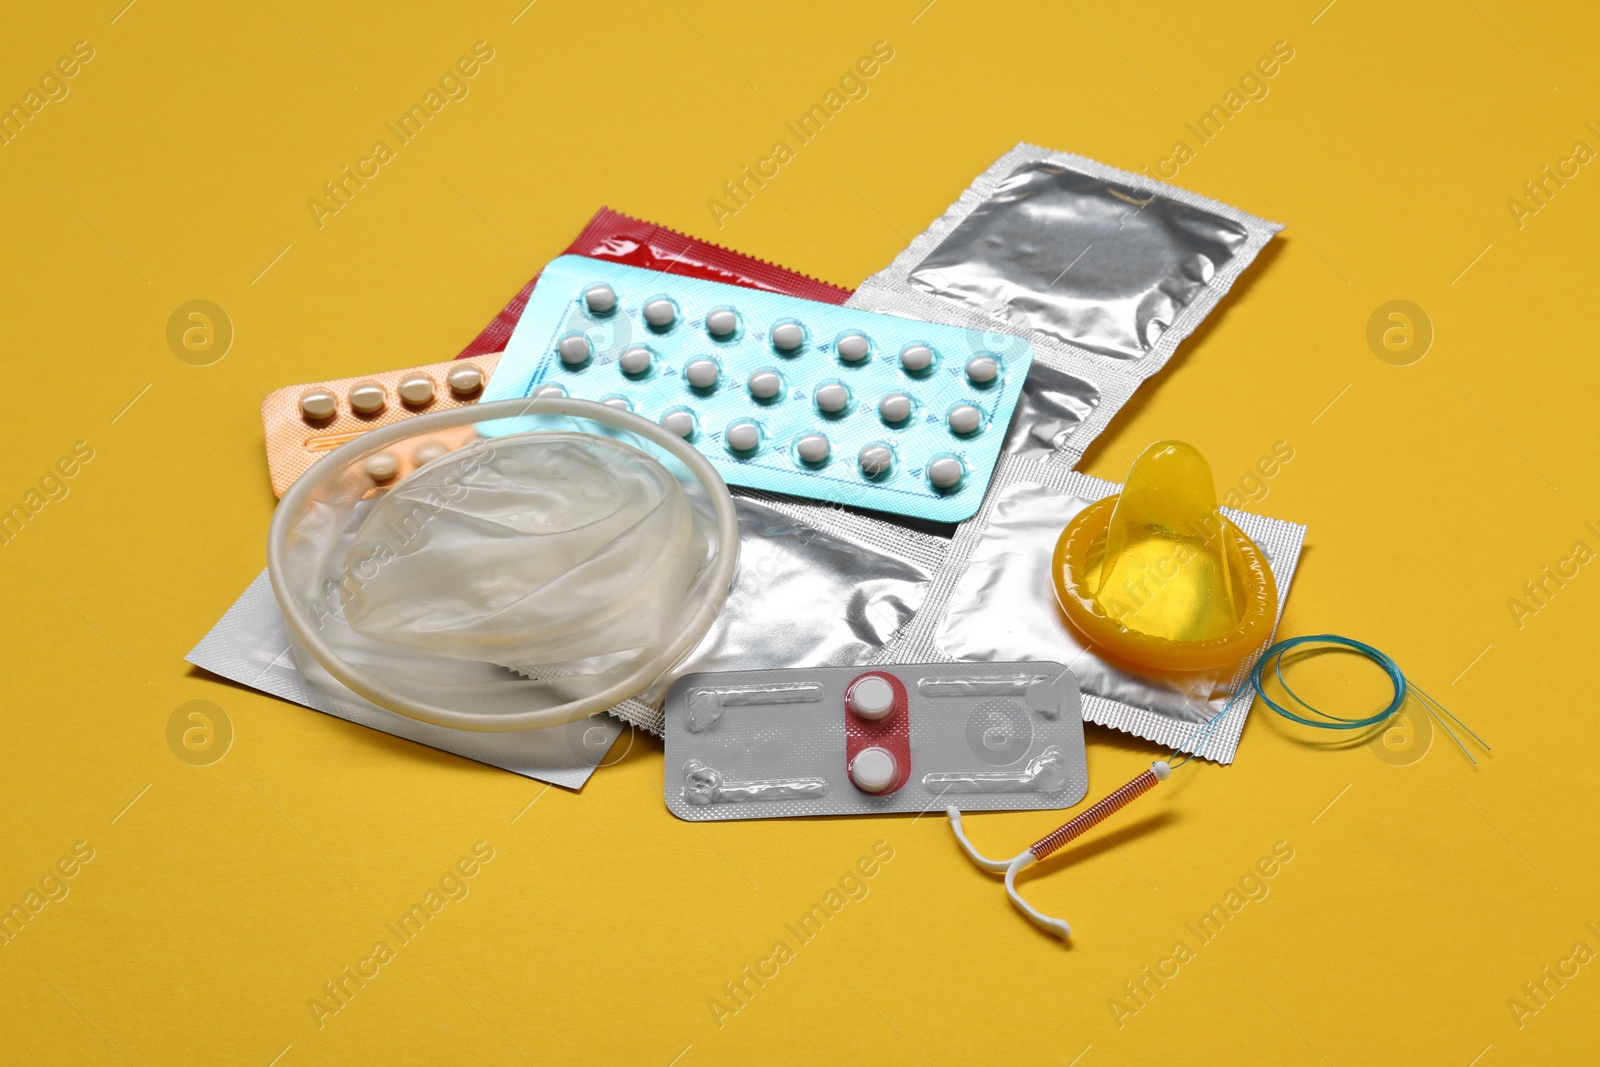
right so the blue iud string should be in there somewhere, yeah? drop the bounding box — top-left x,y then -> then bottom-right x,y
1167,634 -> 1490,769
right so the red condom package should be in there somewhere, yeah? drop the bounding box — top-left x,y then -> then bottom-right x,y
455,207 -> 853,360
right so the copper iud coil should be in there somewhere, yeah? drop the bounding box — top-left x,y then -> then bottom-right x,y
1028,768 -> 1160,859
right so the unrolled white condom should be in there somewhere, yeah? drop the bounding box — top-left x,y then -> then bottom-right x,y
268,398 -> 739,732
341,433 -> 706,674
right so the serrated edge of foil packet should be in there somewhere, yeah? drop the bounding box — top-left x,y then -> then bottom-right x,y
848,142 -> 1282,385
876,455 -> 1307,764
603,488 -> 954,737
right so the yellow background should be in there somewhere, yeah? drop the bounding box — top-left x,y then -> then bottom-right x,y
2,1 -> 1596,1063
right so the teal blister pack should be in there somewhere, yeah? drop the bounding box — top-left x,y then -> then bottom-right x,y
480,256 -> 1035,521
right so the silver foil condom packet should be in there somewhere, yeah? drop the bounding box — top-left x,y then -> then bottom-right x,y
662,661 -> 1086,820
880,456 -> 1306,764
829,143 -> 1297,761
849,143 -> 1281,462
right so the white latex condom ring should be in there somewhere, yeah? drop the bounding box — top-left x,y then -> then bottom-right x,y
267,397 -> 741,732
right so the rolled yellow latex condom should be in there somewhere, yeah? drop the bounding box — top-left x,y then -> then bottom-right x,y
1053,441 -> 1277,672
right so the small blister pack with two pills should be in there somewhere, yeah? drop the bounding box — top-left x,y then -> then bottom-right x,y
479,256 -> 1036,521
662,662 -> 1087,821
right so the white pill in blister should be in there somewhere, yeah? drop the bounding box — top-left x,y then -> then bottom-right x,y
602,396 -> 632,411
928,456 -> 964,489
900,344 -> 933,372
850,747 -> 898,793
363,452 -> 399,481
644,298 -> 676,327
706,308 -> 738,337
837,333 -> 870,362
348,382 -> 386,415
685,358 -> 719,389
725,420 -> 760,452
619,346 -> 653,374
947,403 -> 982,434
771,322 -> 805,351
447,364 -> 484,394
661,410 -> 696,438
859,443 -> 893,476
558,335 -> 592,365
796,433 -> 830,464
878,392 -> 912,424
966,355 -> 999,383
849,677 -> 896,721
299,390 -> 337,420
398,375 -> 435,406
815,383 -> 849,413
747,369 -> 781,400
726,422 -> 761,451
532,383 -> 567,399
584,284 -> 616,313
412,441 -> 448,466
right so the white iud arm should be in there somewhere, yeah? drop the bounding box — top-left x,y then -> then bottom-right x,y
947,761 -> 1170,939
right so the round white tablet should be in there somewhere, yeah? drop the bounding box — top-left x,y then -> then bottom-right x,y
796,433 -> 830,464
837,333 -> 870,362
771,322 -> 805,351
601,395 -> 632,411
966,355 -> 999,384
848,676 -> 896,721
706,308 -> 739,337
299,389 -> 337,421
584,284 -> 616,313
348,382 -> 386,415
643,298 -> 676,327
725,420 -> 761,452
900,344 -> 934,372
398,374 -> 435,406
532,383 -> 567,399
446,364 -> 484,394
362,451 -> 399,481
412,441 -> 448,466
849,747 -> 897,794
685,358 -> 719,389
858,443 -> 893,477
928,456 -> 964,489
619,346 -> 653,374
558,334 -> 592,365
947,403 -> 982,434
747,368 -> 781,400
878,392 -> 912,424
815,382 -> 849,414
661,410 -> 696,438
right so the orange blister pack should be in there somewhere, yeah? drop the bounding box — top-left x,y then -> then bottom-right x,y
260,353 -> 499,497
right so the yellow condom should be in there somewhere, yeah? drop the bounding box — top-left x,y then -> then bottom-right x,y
1053,441 -> 1277,671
